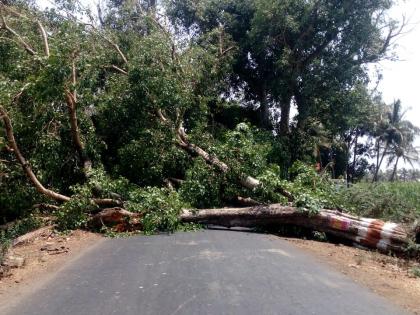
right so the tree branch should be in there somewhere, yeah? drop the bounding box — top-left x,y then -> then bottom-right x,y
110,64 -> 128,75
156,109 -> 294,201
0,105 -> 70,202
0,11 -> 36,55
37,20 -> 49,57
65,89 -> 92,174
105,37 -> 128,64
1,105 -> 123,208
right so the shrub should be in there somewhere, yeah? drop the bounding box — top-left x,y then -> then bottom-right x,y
55,197 -> 93,231
126,187 -> 188,234
179,159 -> 223,208
336,182 -> 420,222
410,267 -> 420,278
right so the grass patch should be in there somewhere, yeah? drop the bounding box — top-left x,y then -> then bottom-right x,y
337,182 -> 420,223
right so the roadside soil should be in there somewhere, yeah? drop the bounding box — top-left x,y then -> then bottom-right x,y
283,237 -> 420,315
0,229 -> 103,311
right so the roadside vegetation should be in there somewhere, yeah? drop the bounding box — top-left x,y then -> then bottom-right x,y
338,182 -> 420,223
1,0 -> 419,261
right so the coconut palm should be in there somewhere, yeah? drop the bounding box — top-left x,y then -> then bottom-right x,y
387,144 -> 419,181
386,119 -> 420,182
372,100 -> 418,182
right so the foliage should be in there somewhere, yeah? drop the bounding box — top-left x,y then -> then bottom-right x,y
180,159 -> 224,208
256,161 -> 341,214
336,182 -> 420,223
126,187 -> 188,234
254,166 -> 290,204
289,162 -> 342,212
55,168 -> 135,231
55,197 -> 92,231
372,100 -> 420,182
168,0 -> 400,133
180,123 -> 280,207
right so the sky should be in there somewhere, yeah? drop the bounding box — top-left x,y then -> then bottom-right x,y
377,0 -> 420,148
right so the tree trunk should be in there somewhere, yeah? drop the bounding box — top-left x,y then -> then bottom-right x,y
373,141 -> 388,182
181,204 -> 413,253
258,90 -> 272,130
351,133 -> 359,183
390,156 -> 400,182
373,139 -> 381,182
294,88 -> 309,130
65,61 -> 93,175
279,95 -> 291,135
89,207 -> 141,231
12,226 -> 53,246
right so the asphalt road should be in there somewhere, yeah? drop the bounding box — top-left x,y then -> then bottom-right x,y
3,229 -> 409,315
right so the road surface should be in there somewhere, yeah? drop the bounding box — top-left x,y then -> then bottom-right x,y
3,229 -> 409,315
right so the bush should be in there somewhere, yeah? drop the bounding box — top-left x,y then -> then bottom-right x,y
179,159 -> 224,208
55,197 -> 93,231
126,187 -> 188,234
410,267 -> 420,278
255,162 -> 341,213
336,182 -> 420,222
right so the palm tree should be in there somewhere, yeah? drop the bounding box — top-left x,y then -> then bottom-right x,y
387,143 -> 419,181
372,100 -> 418,182
386,117 -> 420,181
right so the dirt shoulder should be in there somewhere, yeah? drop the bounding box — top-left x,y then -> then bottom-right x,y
0,229 -> 103,311
283,237 -> 420,315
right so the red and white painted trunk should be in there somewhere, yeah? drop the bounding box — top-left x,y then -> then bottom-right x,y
180,204 -> 413,253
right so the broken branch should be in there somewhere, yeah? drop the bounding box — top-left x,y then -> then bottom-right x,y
37,20 -> 49,57
1,12 -> 36,55
0,105 -> 70,202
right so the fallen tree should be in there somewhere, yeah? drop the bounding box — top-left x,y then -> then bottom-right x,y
1,2 -> 417,260
180,204 -> 415,253
82,203 -> 418,254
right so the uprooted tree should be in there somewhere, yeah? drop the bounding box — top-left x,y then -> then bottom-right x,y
1,0 -> 418,253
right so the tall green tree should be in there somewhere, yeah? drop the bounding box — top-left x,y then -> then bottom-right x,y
167,0 -> 403,134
